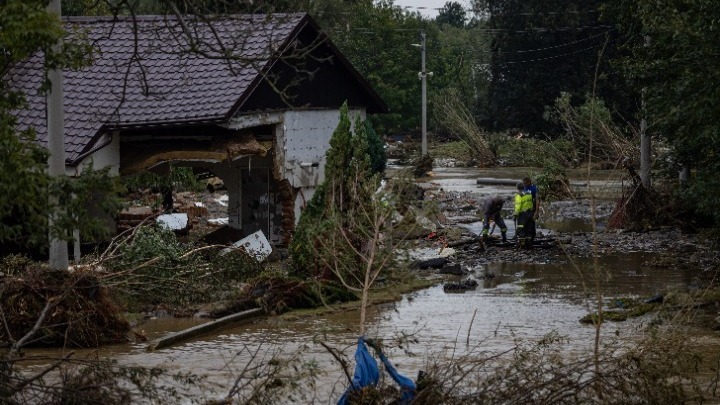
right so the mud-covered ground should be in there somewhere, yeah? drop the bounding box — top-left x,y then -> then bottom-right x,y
423,188 -> 719,288
173,179 -> 717,285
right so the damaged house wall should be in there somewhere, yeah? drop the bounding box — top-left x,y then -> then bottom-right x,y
279,109 -> 366,227
224,108 -> 365,245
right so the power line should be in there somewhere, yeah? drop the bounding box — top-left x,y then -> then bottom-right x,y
333,25 -> 614,35
496,41 -> 611,65
476,9 -> 600,18
436,29 -> 616,55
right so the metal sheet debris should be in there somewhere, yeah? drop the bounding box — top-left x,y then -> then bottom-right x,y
221,230 -> 273,262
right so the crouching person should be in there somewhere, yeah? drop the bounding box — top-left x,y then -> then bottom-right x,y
482,195 -> 508,242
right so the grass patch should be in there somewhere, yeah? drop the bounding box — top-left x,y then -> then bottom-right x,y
429,140 -> 474,162
580,297 -> 661,324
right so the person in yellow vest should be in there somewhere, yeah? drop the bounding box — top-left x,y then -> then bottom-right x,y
514,182 -> 534,249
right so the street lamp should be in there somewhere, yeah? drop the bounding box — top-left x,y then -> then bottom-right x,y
412,31 -> 432,156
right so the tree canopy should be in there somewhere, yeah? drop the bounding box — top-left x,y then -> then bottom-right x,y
471,0 -> 632,135
436,1 -> 467,28
606,0 -> 720,226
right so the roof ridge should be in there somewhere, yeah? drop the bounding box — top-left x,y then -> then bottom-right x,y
62,13 -> 307,23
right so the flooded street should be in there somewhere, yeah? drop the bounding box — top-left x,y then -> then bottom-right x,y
69,250 -> 699,402
21,166 -> 718,402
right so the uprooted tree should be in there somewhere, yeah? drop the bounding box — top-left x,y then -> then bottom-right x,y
433,88 -> 495,167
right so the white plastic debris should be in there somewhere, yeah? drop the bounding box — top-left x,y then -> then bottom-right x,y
216,195 -> 229,207
221,230 -> 273,262
207,217 -> 229,226
156,213 -> 189,231
406,247 -> 456,261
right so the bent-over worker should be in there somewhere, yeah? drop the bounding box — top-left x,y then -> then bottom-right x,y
482,195 -> 508,242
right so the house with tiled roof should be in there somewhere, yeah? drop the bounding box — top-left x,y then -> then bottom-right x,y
6,13 -> 387,245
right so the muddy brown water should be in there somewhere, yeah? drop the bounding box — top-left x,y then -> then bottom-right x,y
22,253 -> 702,402
18,167 -> 716,402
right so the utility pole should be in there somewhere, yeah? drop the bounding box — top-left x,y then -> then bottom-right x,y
640,111 -> 650,187
413,32 -> 432,156
47,0 -> 69,270
639,35 -> 651,188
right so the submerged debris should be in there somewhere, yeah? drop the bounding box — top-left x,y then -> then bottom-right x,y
443,278 -> 479,293
212,276 -> 357,317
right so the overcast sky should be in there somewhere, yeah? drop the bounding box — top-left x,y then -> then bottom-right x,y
390,0 -> 473,19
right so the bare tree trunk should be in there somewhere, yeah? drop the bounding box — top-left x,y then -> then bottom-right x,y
359,280 -> 369,336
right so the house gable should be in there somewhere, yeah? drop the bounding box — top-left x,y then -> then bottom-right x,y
6,13 -> 385,166
238,22 -> 387,114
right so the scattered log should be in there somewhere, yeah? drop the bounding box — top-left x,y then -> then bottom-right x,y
147,308 -> 264,351
412,257 -> 447,270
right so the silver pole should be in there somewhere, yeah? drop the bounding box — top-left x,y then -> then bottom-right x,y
47,0 -> 69,270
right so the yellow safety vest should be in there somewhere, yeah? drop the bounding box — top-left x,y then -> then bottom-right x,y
514,192 -> 533,215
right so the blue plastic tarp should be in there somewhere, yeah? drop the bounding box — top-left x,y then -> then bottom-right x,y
379,352 -> 416,404
338,337 -> 416,405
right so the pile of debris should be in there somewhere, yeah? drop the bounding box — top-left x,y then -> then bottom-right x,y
1,265 -> 130,348
118,190 -> 228,235
607,159 -> 663,231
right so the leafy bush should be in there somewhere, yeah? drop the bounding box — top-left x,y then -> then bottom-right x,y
429,140 -> 474,162
365,120 -> 387,174
532,160 -> 571,201
433,89 -> 495,166
413,153 -> 434,177
0,254 -> 34,277
0,155 -> 124,251
495,136 -> 575,168
545,92 -> 636,165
